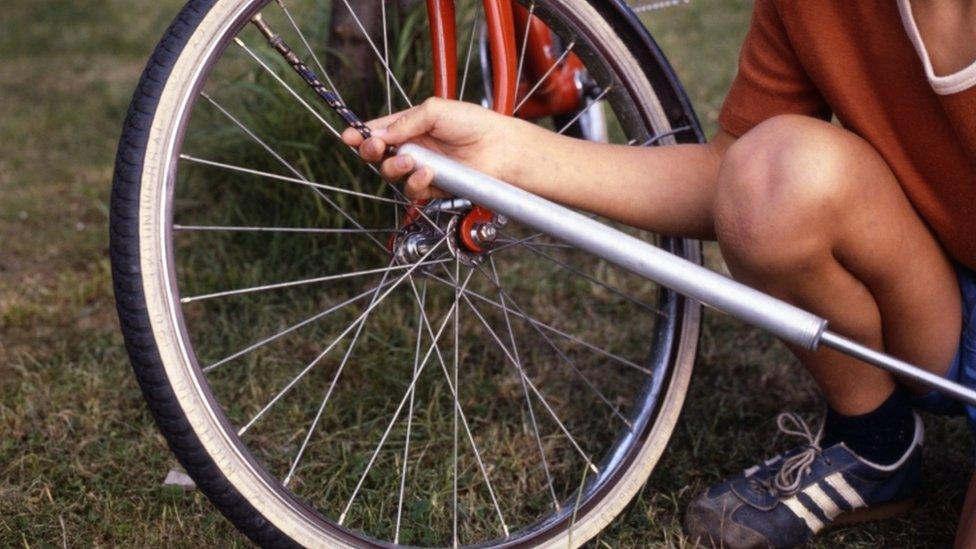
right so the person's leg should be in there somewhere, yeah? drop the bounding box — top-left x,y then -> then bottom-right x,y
686,114 -> 960,547
712,115 -> 961,419
956,472 -> 976,548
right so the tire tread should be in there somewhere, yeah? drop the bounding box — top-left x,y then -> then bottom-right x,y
110,1 -> 296,546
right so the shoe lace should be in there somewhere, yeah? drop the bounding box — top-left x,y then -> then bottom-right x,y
753,412 -> 826,497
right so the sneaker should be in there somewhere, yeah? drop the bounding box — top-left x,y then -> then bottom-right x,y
684,412 -> 924,549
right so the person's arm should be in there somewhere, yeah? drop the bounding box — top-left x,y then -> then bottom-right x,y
342,98 -> 734,240
956,471 -> 976,548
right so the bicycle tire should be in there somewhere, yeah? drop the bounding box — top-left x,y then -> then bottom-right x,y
111,0 -> 703,546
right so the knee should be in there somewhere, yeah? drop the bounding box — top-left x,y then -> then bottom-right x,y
713,115 -> 862,275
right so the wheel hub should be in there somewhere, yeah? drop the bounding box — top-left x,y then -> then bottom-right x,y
392,200 -> 508,267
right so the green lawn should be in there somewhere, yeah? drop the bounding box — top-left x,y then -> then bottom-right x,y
0,0 -> 970,546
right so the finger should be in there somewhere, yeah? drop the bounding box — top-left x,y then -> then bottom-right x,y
360,137 -> 391,163
382,98 -> 444,145
404,167 -> 435,200
343,106 -> 418,148
341,127 -> 364,147
362,106 -> 418,132
380,154 -> 415,181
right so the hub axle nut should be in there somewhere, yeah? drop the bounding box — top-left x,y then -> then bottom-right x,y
395,232 -> 434,264
473,223 -> 498,244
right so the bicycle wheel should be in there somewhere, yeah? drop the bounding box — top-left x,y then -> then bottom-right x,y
111,0 -> 703,546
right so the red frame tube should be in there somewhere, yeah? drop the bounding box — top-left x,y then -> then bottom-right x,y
426,0 -> 458,99
462,1 -> 519,253
425,0 -> 586,119
480,0 -> 519,115
425,0 -> 583,252
513,4 -> 585,119
426,0 -> 519,113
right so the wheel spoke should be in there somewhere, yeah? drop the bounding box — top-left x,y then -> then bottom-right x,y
180,154 -> 409,206
394,280 -> 427,545
234,35 -> 447,243
181,259 -> 448,304
198,91 -> 388,252
338,269 -> 478,527
568,461 -> 592,539
174,225 -> 396,235
487,215 -> 599,257
513,42 -> 576,115
426,271 -> 654,375
380,0 -> 399,234
274,0 -> 345,104
339,0 -> 413,107
238,240 -> 447,436
495,237 -> 572,250
234,38 -> 344,138
202,87 -> 369,191
282,262 -> 395,487
489,258 -> 559,510
462,293 -> 598,474
237,28 -> 423,239
381,0 -> 392,114
556,86 -> 612,135
480,262 -> 632,429
514,2 -> 537,94
452,257 -> 460,547
458,8 -> 482,102
203,278 -> 397,373
199,91 -> 313,179
495,233 -> 659,313
440,267 -> 598,473
488,233 -> 554,255
403,276 -> 509,541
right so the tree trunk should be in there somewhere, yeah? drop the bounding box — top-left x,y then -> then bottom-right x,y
327,2 -> 385,107
328,1 -> 427,108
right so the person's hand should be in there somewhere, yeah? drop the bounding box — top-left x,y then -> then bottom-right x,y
342,98 -> 520,200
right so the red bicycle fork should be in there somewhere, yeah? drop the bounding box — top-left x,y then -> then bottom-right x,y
423,0 -> 586,253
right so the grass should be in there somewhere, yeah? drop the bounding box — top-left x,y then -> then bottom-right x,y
0,0 -> 971,547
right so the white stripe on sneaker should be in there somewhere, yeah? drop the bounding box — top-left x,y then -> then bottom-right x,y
825,473 -> 866,509
782,495 -> 825,533
804,483 -> 843,520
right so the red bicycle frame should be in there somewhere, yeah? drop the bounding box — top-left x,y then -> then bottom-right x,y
425,0 -> 585,251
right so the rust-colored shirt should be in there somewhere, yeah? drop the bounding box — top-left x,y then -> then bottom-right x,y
719,0 -> 976,270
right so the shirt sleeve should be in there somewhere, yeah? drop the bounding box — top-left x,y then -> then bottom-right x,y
719,0 -> 831,137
